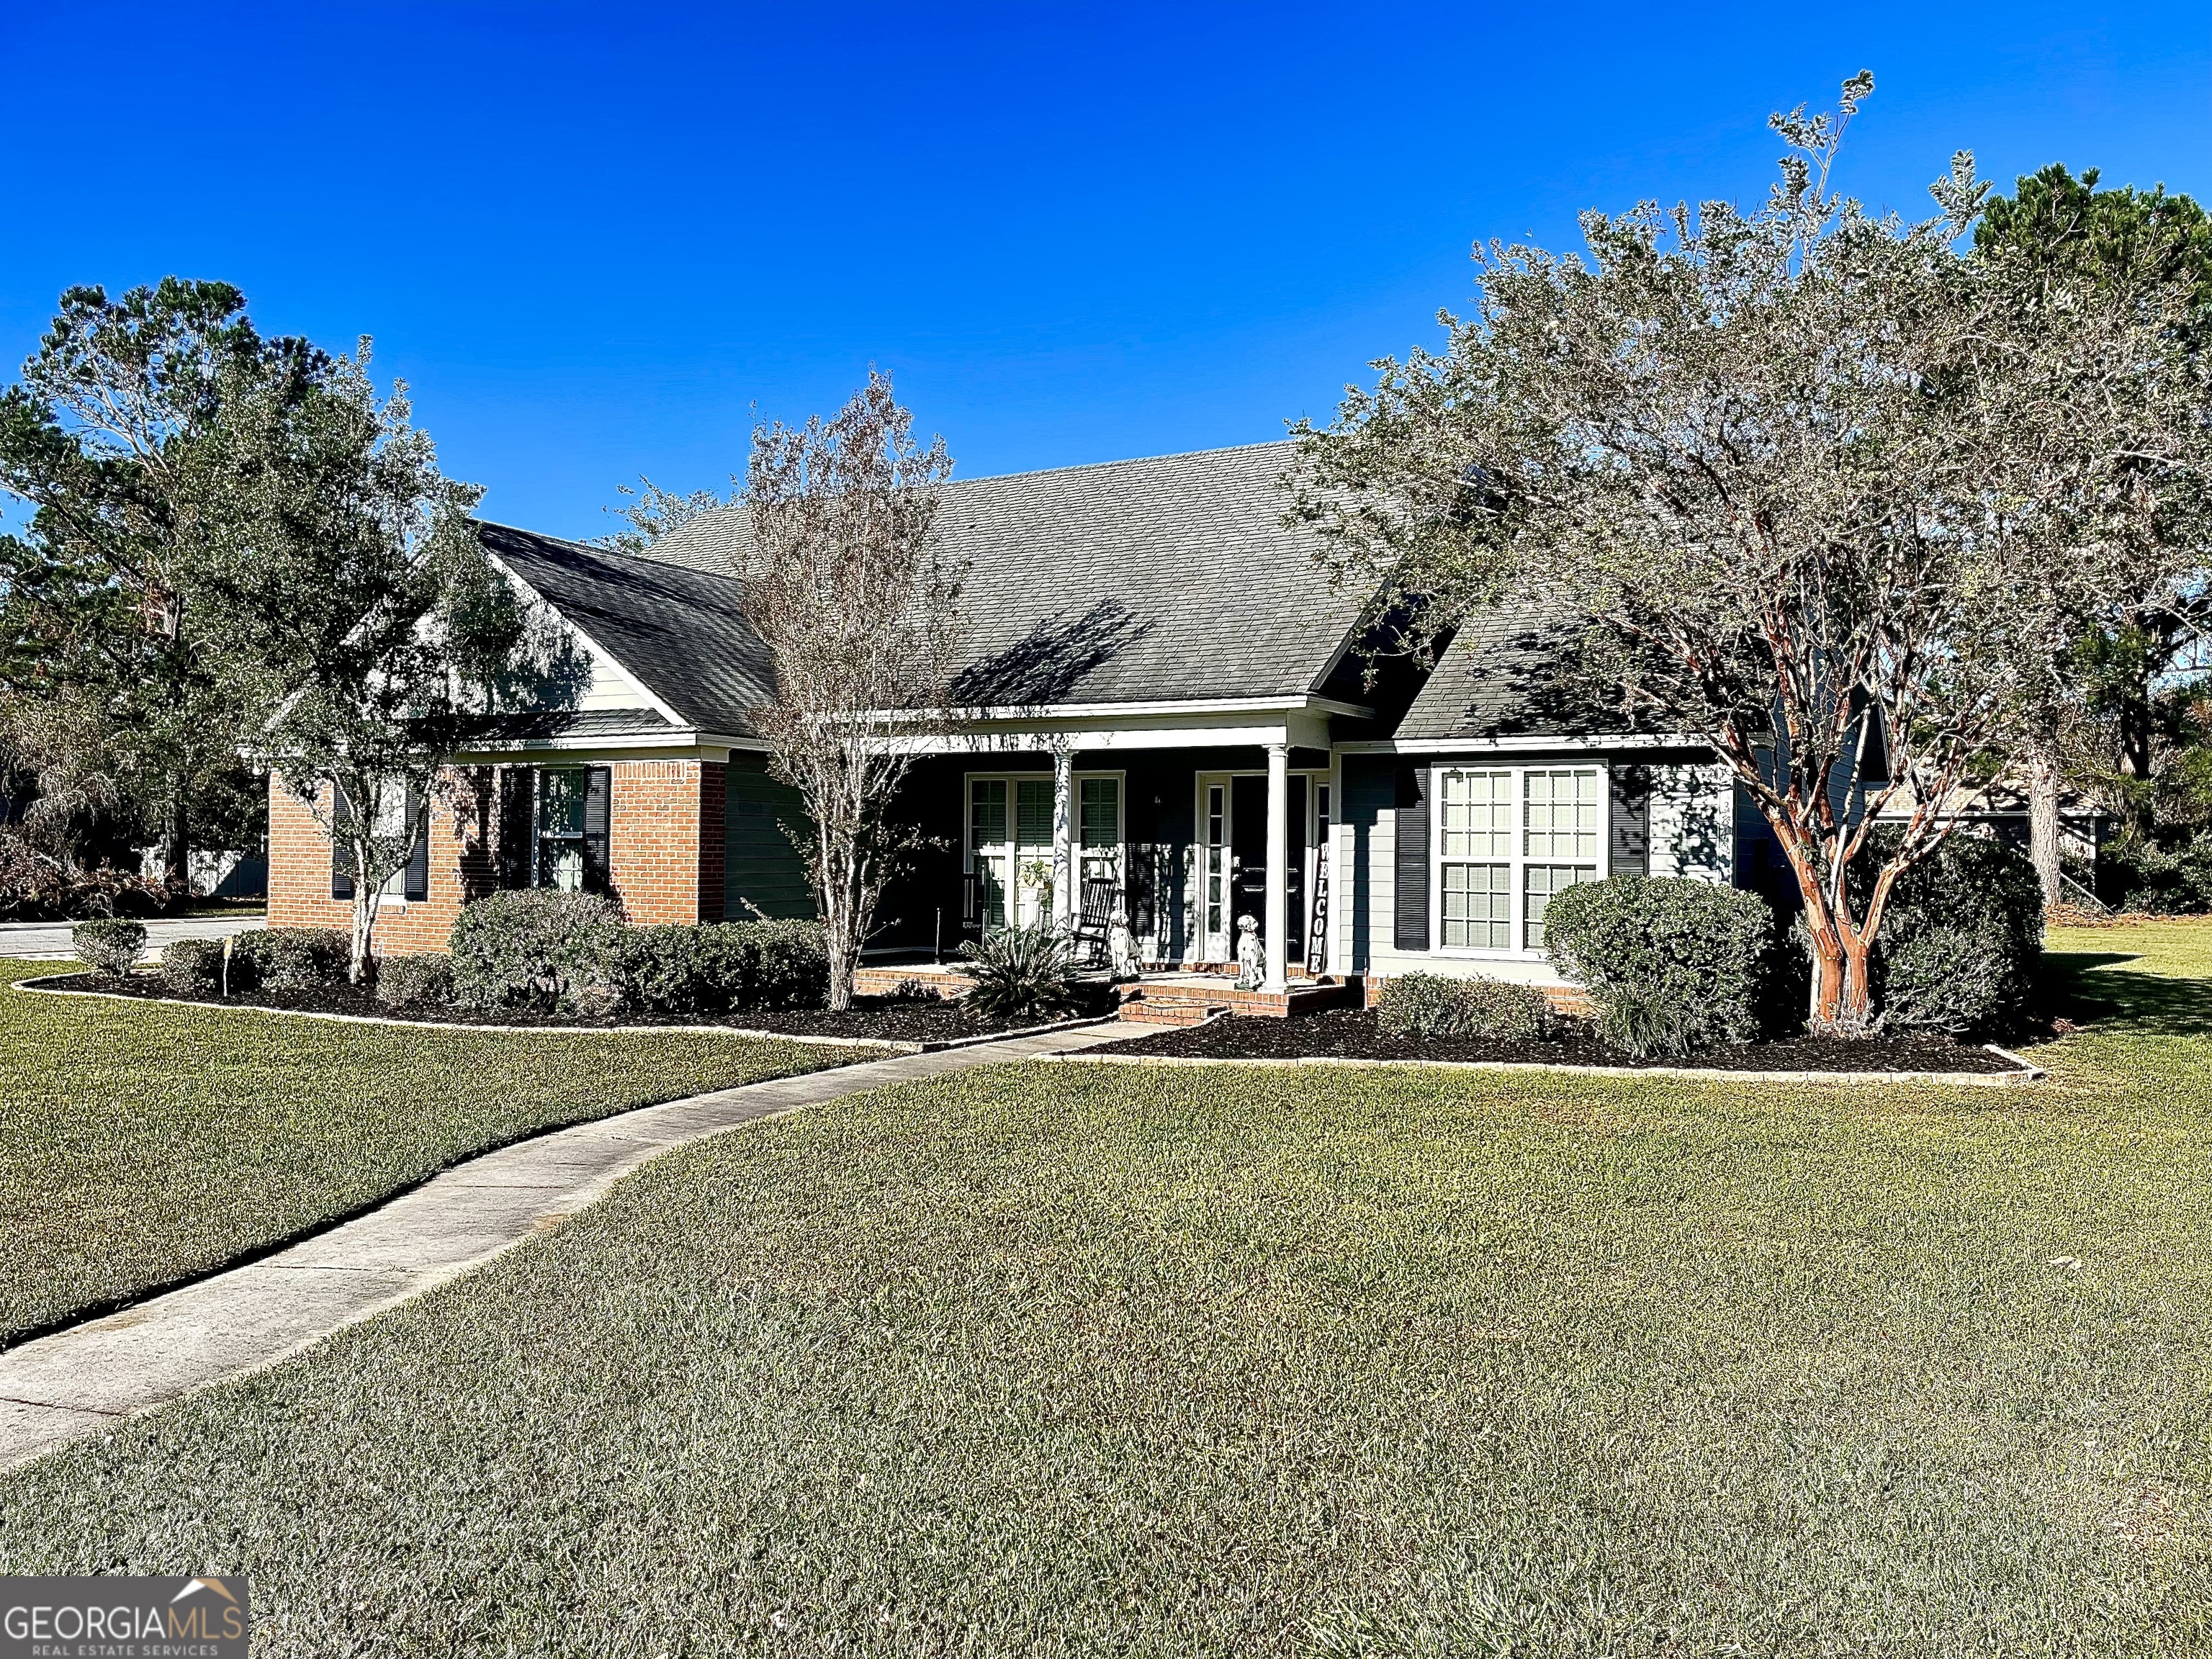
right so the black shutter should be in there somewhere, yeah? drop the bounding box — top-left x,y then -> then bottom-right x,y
331,783 -> 355,900
583,766 -> 611,894
498,768 -> 535,890
404,786 -> 431,902
1393,762 -> 1429,951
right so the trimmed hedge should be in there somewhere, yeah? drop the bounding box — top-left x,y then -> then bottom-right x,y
1543,874 -> 1773,1051
377,953 -> 455,1009
232,928 -> 351,992
160,938 -> 227,995
1375,972 -> 1553,1041
1868,832 -> 2043,1035
449,890 -> 628,1014
613,921 -> 828,1015
71,919 -> 147,978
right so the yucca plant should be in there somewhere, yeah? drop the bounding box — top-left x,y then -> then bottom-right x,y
955,922 -> 1078,1020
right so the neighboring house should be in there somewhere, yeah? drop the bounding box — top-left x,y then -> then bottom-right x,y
266,442 -> 1765,989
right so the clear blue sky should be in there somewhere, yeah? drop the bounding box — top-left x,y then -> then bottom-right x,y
2,2 -> 2207,541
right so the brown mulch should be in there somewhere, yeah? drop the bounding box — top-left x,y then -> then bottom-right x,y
30,973 -> 1117,1046
1108,1007 -> 2026,1074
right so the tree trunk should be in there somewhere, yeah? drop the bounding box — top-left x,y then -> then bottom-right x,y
163,791 -> 189,894
349,837 -> 379,984
2027,746 -> 2062,911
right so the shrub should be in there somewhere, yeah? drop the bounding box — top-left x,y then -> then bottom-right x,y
611,920 -> 829,1015
2095,831 -> 2212,915
1375,972 -> 1554,1041
1543,874 -> 1773,1050
232,927 -> 351,992
72,918 -> 147,977
956,923 -> 1077,1020
376,953 -> 455,1010
0,832 -> 169,922
1596,984 -> 1696,1060
1868,832 -> 2043,1035
160,938 -> 226,995
449,889 -> 627,1013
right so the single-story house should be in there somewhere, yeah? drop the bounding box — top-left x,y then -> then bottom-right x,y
267,441 -> 1779,1000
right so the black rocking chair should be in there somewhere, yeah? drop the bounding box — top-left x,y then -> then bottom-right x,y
1068,875 -> 1121,965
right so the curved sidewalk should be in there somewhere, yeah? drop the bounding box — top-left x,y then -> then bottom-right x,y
0,1023 -> 1130,1471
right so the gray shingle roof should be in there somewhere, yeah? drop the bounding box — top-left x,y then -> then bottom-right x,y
479,522 -> 776,737
451,706 -> 678,745
1395,607 -> 1609,741
644,442 -> 1366,709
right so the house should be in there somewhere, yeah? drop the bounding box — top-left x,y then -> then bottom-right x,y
266,442 -> 1766,999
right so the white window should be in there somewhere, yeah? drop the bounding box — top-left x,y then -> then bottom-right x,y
966,772 -> 1122,931
1434,763 -> 1606,953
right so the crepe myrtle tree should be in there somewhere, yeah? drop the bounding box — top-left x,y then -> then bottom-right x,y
1290,74 -> 2212,1034
739,370 -> 963,1011
189,343 -> 528,981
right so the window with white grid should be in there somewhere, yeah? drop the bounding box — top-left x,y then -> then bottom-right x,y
1433,763 -> 1606,953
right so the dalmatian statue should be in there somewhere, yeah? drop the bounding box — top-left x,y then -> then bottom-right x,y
1234,914 -> 1266,990
1107,907 -> 1141,981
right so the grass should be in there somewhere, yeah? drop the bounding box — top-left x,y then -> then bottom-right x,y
4,926 -> 2212,1653
0,958 -> 863,1344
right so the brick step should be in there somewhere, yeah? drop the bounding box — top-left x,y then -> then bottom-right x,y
1118,978 -> 1354,1020
1118,998 -> 1228,1026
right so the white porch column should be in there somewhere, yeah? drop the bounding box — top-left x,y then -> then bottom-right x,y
1051,747 -> 1074,930
1264,742 -> 1288,991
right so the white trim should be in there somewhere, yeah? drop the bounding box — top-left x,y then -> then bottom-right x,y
480,548 -> 691,731
900,693 -> 1372,724
1427,760 -> 1611,962
1336,733 -> 1705,755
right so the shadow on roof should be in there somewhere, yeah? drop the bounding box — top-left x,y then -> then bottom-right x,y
951,600 -> 1156,709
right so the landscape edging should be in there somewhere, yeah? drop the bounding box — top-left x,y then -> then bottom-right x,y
8,974 -> 1118,1053
1040,1043 -> 2047,1086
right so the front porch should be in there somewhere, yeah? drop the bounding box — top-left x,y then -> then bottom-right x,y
870,737 -> 1343,997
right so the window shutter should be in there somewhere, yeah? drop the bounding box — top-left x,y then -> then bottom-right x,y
404,786 -> 431,902
497,768 -> 535,890
331,783 -> 356,901
1393,763 -> 1430,951
583,766 -> 612,894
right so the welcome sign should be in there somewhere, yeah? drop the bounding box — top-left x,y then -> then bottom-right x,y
0,1578 -> 249,1658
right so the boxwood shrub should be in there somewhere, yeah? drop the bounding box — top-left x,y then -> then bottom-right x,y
160,937 -> 227,995
231,927 -> 351,992
613,920 -> 828,1015
1375,972 -> 1553,1041
72,919 -> 147,978
448,890 -> 628,1014
1542,874 -> 1774,1051
1866,832 -> 2043,1035
376,953 -> 456,1010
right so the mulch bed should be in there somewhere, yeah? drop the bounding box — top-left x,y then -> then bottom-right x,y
31,973 -> 1119,1046
1108,1007 -> 2027,1074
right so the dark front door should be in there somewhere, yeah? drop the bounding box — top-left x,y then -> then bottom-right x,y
1229,773 -> 1305,970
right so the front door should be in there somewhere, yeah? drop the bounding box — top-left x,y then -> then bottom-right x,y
1224,774 -> 1307,971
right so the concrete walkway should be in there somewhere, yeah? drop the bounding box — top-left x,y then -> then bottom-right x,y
0,914 -> 265,961
0,1022 -> 1132,1470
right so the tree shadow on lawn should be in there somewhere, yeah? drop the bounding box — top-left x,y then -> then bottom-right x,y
2038,949 -> 2212,1040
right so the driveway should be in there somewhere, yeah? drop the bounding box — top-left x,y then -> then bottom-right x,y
0,914 -> 266,961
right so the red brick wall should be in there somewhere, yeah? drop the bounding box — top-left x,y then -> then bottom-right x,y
608,759 -> 725,925
266,769 -> 496,956
268,757 -> 729,949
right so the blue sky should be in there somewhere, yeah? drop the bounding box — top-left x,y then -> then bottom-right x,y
2,2 -> 2207,540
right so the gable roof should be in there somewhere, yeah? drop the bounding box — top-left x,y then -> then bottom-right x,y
644,441 -> 1368,709
478,521 -> 776,737
1394,607 -> 1609,742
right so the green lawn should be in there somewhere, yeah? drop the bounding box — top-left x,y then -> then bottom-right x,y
4,929 -> 2212,1653
0,958 -> 862,1343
